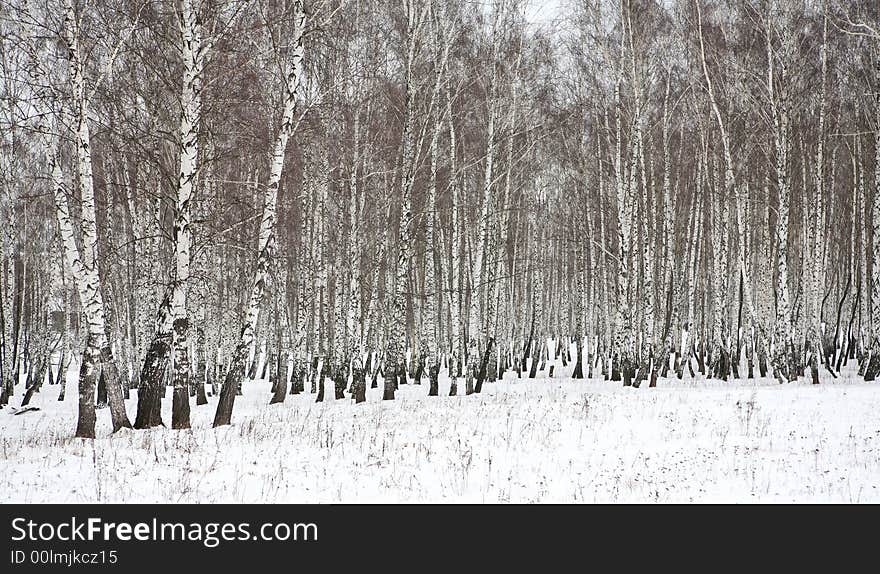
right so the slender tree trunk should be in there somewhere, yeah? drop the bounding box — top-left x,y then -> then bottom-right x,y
214,1 -> 305,426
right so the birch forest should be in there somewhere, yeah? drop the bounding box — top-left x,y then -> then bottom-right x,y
1,0 -> 880,443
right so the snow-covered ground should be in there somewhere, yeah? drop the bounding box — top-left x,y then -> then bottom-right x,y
2,364 -> 880,503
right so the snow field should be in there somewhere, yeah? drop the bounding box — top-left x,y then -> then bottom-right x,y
1,364 -> 879,503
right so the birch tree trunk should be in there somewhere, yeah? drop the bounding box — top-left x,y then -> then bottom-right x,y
446,82 -> 462,397
61,0 -> 131,435
612,48 -> 636,386
386,0 -> 427,401
214,0 -> 305,427
809,8 -> 829,384
171,0 -> 203,429
471,2 -> 501,395
348,95 -> 366,403
697,1 -> 757,381
767,10 -> 795,383
423,107 -> 441,396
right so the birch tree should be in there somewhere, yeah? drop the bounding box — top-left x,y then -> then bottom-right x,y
214,0 -> 306,427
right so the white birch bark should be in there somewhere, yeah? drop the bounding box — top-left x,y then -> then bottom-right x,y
214,0 -> 305,426
446,81 -> 462,396
810,7 -> 829,382
612,37 -> 635,384
59,0 -> 131,434
386,0 -> 428,400
170,0 -> 204,428
469,3 -> 502,380
766,7 -> 795,382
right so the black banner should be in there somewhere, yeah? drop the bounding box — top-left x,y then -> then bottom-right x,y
0,505 -> 873,570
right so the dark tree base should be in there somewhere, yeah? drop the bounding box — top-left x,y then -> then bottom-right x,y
270,372 -> 288,403
74,341 -> 101,439
352,360 -> 367,404
333,365 -> 346,400
316,373 -> 325,402
474,339 -> 494,394
134,335 -> 171,429
572,349 -> 583,379
172,386 -> 191,430
864,352 -> 880,382
427,362 -> 440,396
196,383 -> 208,405
382,365 -> 396,400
